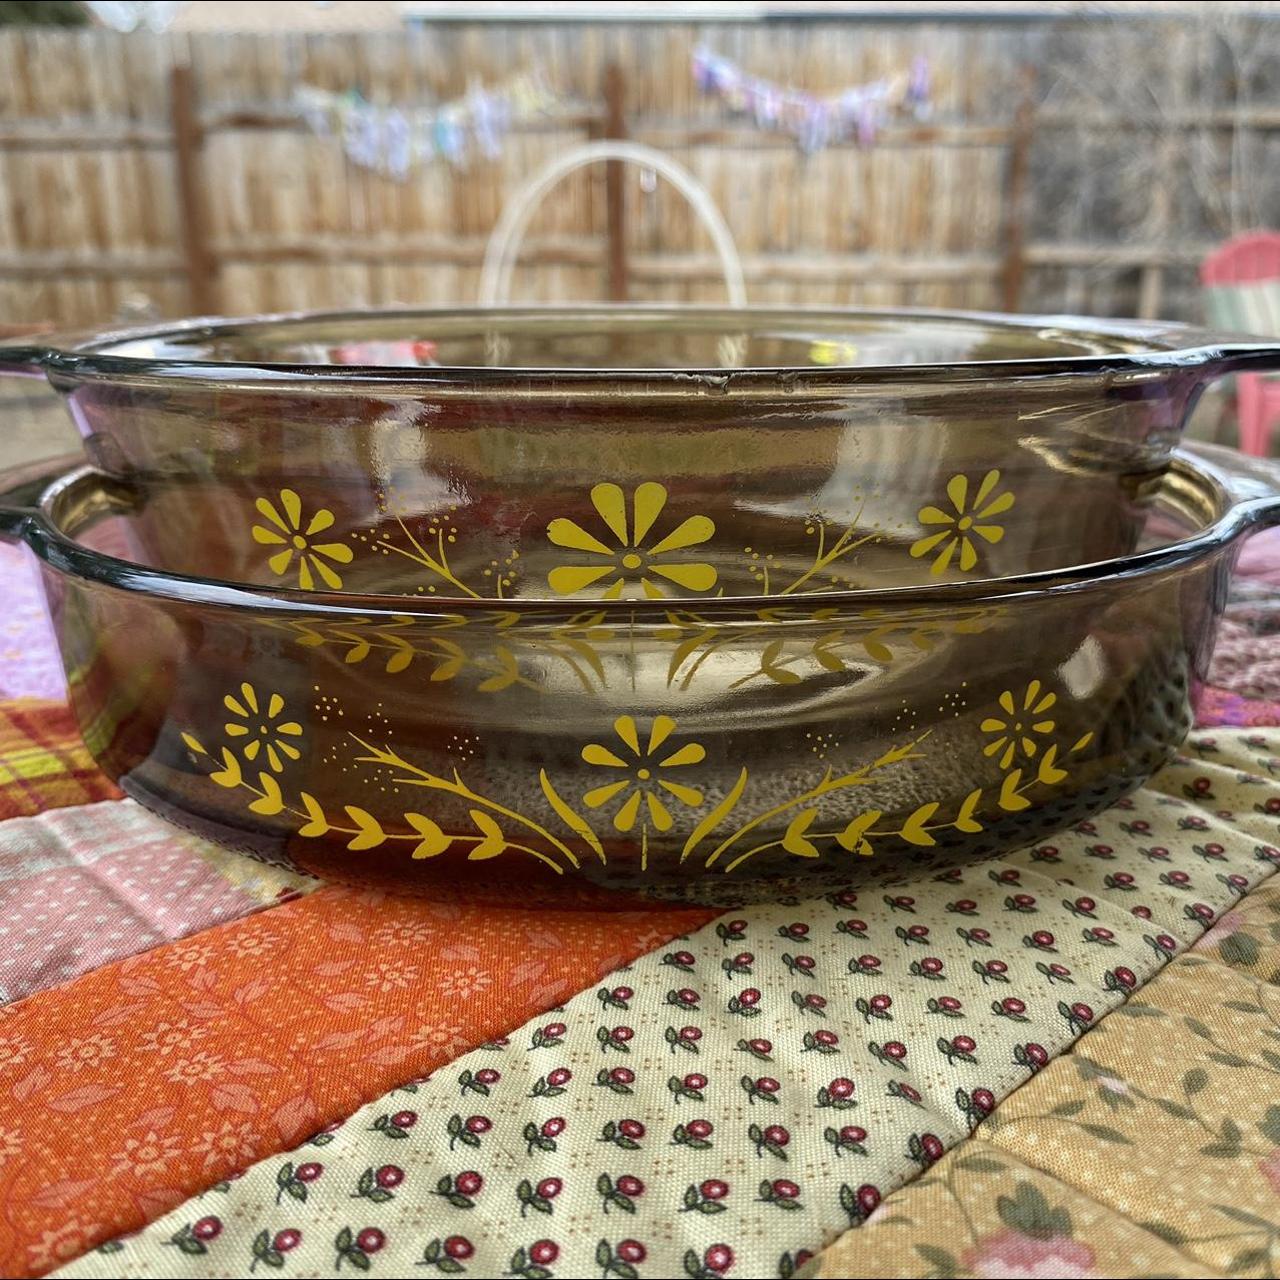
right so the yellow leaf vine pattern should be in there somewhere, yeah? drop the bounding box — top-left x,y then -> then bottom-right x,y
267,603 -> 1000,699
741,505 -> 881,596
682,735 -> 933,875
182,679 -> 1092,879
270,612 -> 612,695
366,508 -> 522,600
547,481 -> 718,600
682,726 -> 1095,876
180,691 -> 604,877
251,489 -> 354,590
910,469 -> 1015,576
657,603 -> 997,692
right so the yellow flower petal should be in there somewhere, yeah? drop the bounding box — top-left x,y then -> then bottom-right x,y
648,514 -> 715,556
309,555 -> 344,590
602,578 -> 627,599
630,481 -> 668,546
590,483 -> 630,545
265,744 -> 283,772
1031,690 -> 1057,715
983,736 -> 1008,758
277,740 -> 301,761
254,497 -> 290,534
1032,719 -> 1055,734
582,744 -> 629,768
929,537 -> 957,576
646,791 -> 674,831
547,519 -> 614,557
648,562 -> 718,592
1021,737 -> 1038,759
277,722 -> 303,736
973,469 -> 1002,509
909,530 -> 951,560
647,715 -> 677,755
958,538 -> 978,572
240,684 -> 259,714
297,557 -> 315,591
915,506 -> 955,527
267,549 -> 295,577
972,524 -> 1005,545
999,741 -> 1016,770
980,717 -> 1007,734
252,525 -> 288,546
224,693 -> 248,717
976,489 -> 1015,519
640,578 -> 666,600
1023,680 -> 1042,710
313,542 -> 354,564
224,722 -> 249,737
279,489 -> 303,531
584,780 -> 629,808
267,693 -> 284,718
305,508 -> 336,536
658,779 -> 703,807
548,564 -> 615,595
999,690 -> 1017,715
946,473 -> 969,515
659,743 -> 706,768
613,789 -> 642,832
243,739 -> 260,761
613,715 -> 641,755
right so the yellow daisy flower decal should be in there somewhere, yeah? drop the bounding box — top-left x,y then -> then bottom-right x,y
223,682 -> 302,772
547,482 -> 717,600
581,714 -> 705,832
981,679 -> 1056,770
909,470 -> 1014,576
252,489 -> 354,591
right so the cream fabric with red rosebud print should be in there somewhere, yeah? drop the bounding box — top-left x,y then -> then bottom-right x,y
55,732 -> 1280,1280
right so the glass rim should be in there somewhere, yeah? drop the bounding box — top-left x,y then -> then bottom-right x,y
6,447 -> 1274,620
5,304 -> 1278,394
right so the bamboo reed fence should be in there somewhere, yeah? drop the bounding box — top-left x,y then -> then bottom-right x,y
0,17 -> 1275,330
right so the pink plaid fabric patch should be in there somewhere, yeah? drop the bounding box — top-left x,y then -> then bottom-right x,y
0,799 -> 313,1004
0,544 -> 63,702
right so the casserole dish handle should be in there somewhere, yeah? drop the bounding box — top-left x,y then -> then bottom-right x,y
1182,441 -> 1280,533
0,455 -> 86,546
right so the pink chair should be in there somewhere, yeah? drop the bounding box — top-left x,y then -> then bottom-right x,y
1201,231 -> 1280,456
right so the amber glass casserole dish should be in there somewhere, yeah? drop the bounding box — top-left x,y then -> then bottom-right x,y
0,441 -> 1275,905
2,305 -> 1279,586
2,307 -> 1279,905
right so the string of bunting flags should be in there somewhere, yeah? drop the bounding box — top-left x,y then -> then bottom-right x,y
692,46 -> 930,152
295,53 -> 930,179
295,73 -> 560,180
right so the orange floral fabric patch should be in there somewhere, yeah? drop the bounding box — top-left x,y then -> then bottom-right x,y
0,884 -> 713,1277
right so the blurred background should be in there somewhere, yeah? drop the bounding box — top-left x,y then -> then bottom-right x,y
1,0 -> 1278,458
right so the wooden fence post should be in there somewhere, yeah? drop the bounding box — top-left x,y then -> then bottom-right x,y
1000,66 -> 1036,313
603,62 -> 629,303
170,64 -> 219,315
